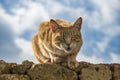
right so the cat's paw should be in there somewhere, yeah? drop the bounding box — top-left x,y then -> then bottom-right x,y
52,56 -> 66,63
68,60 -> 79,69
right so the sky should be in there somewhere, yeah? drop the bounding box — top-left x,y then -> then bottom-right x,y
0,0 -> 120,63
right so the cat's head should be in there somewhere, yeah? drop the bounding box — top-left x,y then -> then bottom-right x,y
49,17 -> 83,53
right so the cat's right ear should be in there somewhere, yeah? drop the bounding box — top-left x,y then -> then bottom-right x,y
49,19 -> 59,33
73,17 -> 82,30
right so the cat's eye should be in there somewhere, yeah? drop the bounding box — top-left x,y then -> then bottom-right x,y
72,35 -> 81,42
55,36 -> 64,42
72,38 -> 80,42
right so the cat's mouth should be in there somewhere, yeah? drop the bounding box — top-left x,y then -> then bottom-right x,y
66,47 -> 71,51
59,45 -> 73,53
64,47 -> 72,53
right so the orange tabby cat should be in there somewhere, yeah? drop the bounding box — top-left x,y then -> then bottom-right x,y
32,17 -> 83,69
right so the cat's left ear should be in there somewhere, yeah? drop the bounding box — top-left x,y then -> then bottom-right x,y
73,17 -> 82,30
49,19 -> 60,33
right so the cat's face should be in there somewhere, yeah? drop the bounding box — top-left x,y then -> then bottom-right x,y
50,17 -> 83,53
52,27 -> 82,53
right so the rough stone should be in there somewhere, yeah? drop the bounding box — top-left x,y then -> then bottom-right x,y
0,60 -> 10,74
0,74 -> 29,80
27,64 -> 77,80
74,62 -> 91,73
79,64 -> 112,80
0,60 -> 120,80
113,64 -> 120,80
10,60 -> 33,74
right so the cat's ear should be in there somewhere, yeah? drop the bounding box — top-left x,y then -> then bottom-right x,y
50,19 -> 59,33
73,17 -> 82,30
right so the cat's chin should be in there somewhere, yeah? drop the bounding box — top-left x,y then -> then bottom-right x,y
64,49 -> 72,54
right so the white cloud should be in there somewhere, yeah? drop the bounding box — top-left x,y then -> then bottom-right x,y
91,0 -> 119,23
15,38 -> 38,63
12,1 -> 50,35
85,0 -> 120,36
0,0 -> 119,63
110,53 -> 120,63
81,0 -> 120,62
0,6 -> 18,35
96,37 -> 110,53
1,0 -> 119,36
0,1 -> 50,36
77,53 -> 104,63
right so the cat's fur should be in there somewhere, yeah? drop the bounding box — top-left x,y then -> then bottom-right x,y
32,17 -> 83,69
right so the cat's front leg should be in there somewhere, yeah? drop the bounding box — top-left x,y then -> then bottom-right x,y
49,53 -> 65,63
68,53 -> 79,69
52,56 -> 67,64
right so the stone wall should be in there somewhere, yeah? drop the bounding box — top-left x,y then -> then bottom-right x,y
0,60 -> 120,80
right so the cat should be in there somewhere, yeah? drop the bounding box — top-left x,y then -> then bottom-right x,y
32,17 -> 83,69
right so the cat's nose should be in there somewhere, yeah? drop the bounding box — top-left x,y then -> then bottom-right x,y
66,43 -> 70,47
66,47 -> 71,51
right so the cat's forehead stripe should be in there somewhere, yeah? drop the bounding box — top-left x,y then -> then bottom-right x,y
62,28 -> 73,37
55,19 -> 72,27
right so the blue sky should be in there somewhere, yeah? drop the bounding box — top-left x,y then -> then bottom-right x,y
0,0 -> 120,63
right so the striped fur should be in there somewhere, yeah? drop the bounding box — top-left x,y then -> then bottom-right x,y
32,17 -> 83,68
